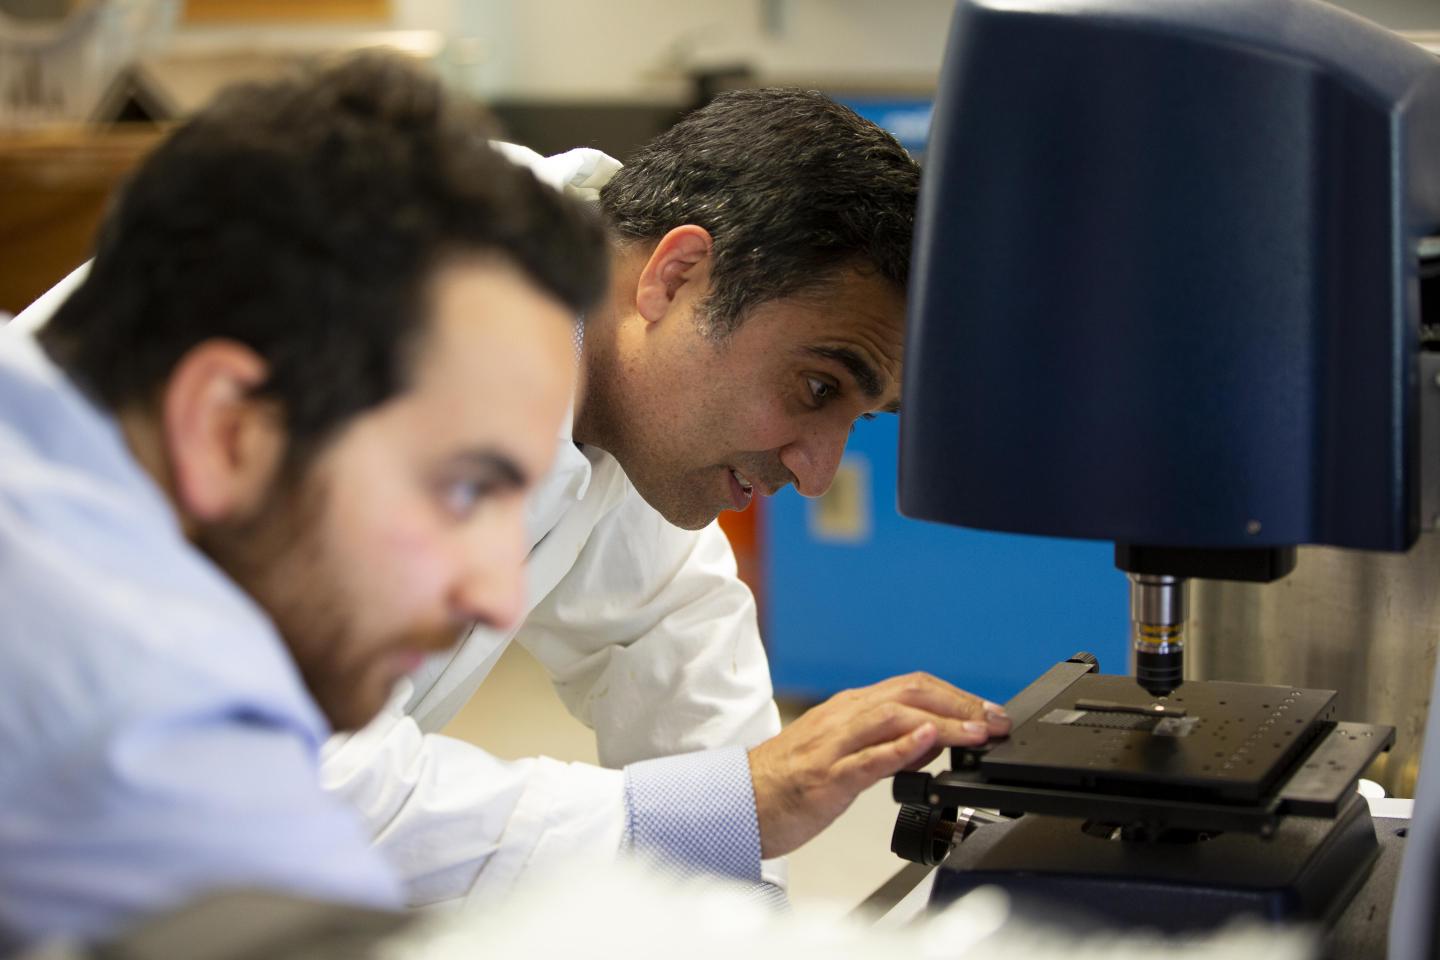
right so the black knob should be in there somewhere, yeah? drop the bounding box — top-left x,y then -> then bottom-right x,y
891,803 -> 955,865
892,770 -> 933,805
1068,651 -> 1099,669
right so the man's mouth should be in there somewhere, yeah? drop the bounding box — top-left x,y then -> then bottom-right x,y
389,629 -> 462,677
388,648 -> 429,679
727,467 -> 754,511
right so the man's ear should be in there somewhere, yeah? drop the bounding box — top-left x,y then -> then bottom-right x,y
634,225 -> 713,326
161,340 -> 286,523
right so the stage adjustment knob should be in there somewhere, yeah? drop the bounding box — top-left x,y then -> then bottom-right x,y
890,803 -> 956,865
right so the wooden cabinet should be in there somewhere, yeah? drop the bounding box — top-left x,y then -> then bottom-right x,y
183,0 -> 388,23
0,126 -> 164,315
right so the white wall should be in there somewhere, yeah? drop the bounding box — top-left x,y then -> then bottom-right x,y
173,0 -> 1440,103
1331,0 -> 1440,30
393,0 -> 957,100
387,0 -> 1439,101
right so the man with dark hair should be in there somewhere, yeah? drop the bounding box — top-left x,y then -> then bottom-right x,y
315,88 -> 1010,901
587,88 -> 918,527
0,53 -> 606,948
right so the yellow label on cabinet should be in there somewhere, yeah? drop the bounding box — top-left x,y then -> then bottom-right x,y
808,455 -> 871,543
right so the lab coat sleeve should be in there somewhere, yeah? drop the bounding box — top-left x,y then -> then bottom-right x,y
513,491 -> 789,889
320,692 -> 630,907
514,491 -> 783,769
321,695 -> 774,904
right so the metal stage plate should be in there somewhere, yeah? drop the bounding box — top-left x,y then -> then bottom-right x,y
894,666 -> 1397,834
981,674 -> 1339,802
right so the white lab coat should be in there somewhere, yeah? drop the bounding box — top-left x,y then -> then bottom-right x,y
12,145 -> 783,907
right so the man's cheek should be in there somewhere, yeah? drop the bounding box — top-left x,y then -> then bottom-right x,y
730,409 -> 794,455
370,521 -> 457,617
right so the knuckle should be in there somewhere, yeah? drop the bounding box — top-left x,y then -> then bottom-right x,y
880,741 -> 914,773
899,673 -> 929,697
874,701 -> 904,727
797,763 -> 833,802
844,750 -> 883,780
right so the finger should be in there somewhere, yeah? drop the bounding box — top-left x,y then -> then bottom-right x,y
982,701 -> 1012,736
903,744 -> 945,772
832,723 -> 939,794
856,674 -> 1012,736
873,671 -> 976,705
835,701 -> 991,757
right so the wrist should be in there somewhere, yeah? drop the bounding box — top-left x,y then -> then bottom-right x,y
748,741 -> 794,859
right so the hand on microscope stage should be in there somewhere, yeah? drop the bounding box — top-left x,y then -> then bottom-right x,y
747,672 -> 1009,858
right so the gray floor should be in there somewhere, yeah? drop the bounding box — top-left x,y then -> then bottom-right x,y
440,644 -> 911,910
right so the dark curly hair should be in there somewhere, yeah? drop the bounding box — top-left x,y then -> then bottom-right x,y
41,52 -> 607,468
599,88 -> 919,338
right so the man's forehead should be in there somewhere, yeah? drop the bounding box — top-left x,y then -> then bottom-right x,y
389,261 -> 575,466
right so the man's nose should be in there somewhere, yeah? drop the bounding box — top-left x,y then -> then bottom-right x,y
778,424 -> 848,498
451,508 -> 527,631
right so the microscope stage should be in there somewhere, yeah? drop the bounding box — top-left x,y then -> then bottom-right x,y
980,674 -> 1339,802
895,661 -> 1395,833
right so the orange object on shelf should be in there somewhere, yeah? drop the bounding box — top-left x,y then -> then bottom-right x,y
716,499 -> 764,620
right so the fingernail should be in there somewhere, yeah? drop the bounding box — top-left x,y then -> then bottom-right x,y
962,721 -> 989,738
986,710 -> 1011,728
983,701 -> 1008,716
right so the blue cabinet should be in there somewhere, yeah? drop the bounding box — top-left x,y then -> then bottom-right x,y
762,415 -> 1129,702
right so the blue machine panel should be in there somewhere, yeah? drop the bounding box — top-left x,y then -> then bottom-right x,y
763,415 -> 1128,703
834,98 -> 934,158
899,0 -> 1440,553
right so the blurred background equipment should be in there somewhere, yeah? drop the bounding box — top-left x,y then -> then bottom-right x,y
0,0 -> 441,319
0,0 -> 176,126
0,1 -> 174,318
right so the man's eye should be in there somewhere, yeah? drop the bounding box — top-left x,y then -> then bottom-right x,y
440,478 -> 492,518
807,377 -> 836,404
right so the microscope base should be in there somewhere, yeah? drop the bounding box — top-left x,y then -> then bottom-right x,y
930,793 -> 1387,943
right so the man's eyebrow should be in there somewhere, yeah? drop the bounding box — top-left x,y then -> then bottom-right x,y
449,450 -> 529,489
804,345 -> 886,400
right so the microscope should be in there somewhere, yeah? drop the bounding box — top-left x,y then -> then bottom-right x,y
888,2 -> 1440,957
